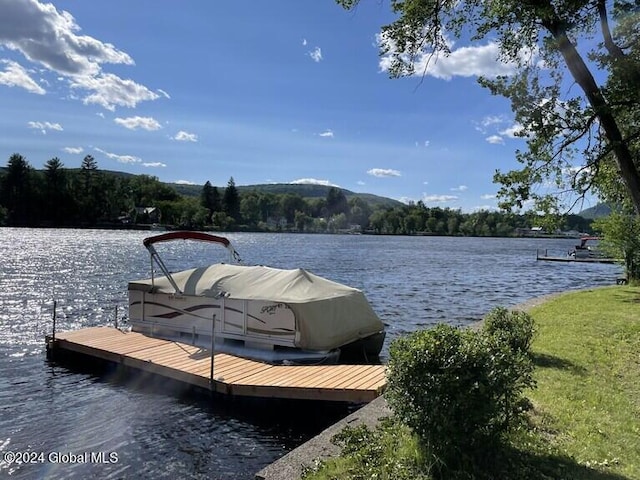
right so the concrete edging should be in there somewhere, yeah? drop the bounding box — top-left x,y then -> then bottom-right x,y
254,395 -> 391,480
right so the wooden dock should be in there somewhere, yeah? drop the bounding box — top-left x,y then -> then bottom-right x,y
46,327 -> 387,403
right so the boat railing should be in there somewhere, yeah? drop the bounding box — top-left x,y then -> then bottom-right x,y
142,231 -> 241,294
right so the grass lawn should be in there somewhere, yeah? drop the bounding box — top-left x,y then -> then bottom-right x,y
303,286 -> 640,480
525,285 -> 640,479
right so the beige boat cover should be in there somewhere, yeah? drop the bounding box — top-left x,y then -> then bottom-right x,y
128,264 -> 384,351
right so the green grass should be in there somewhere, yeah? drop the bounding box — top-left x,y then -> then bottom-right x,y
525,286 -> 640,478
303,286 -> 640,480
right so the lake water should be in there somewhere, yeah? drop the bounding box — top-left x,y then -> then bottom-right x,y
0,228 -> 622,479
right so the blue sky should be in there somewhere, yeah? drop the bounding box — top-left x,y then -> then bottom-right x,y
0,0 -> 541,212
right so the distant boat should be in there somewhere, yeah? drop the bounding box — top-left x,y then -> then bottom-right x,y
536,237 -> 616,264
127,231 -> 386,365
570,236 -> 603,259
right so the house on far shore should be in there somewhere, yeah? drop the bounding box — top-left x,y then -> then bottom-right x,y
515,226 -> 587,238
135,207 -> 160,224
515,226 -> 545,237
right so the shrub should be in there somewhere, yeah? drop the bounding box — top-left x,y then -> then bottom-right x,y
385,320 -> 535,476
483,307 -> 536,354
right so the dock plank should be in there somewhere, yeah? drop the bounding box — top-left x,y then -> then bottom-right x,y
48,327 -> 386,402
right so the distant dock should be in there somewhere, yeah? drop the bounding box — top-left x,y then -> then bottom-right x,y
46,327 -> 387,403
536,250 -> 617,264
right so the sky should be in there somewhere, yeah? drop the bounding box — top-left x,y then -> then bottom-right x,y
0,0 -> 564,212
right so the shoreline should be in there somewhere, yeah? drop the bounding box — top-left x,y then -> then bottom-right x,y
255,288 -> 582,480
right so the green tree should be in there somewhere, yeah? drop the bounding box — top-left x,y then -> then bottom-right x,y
257,192 -> 280,222
337,0 -> 640,273
240,191 -> 261,227
0,153 -> 37,225
223,177 -> 240,223
328,212 -> 349,232
338,0 -> 640,214
280,193 -> 307,225
76,154 -> 101,224
80,154 -> 98,195
200,181 -> 221,220
212,211 -> 233,230
447,215 -> 460,236
326,187 -> 349,217
44,157 -> 69,225
130,174 -> 179,206
594,210 -> 640,282
294,210 -> 313,232
100,174 -> 132,223
348,197 -> 372,228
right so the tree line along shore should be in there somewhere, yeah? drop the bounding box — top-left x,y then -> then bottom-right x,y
0,153 -> 594,236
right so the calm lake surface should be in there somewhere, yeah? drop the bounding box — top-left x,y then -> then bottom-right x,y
0,228 -> 622,479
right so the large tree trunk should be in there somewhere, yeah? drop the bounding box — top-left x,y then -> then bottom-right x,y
542,20 -> 640,216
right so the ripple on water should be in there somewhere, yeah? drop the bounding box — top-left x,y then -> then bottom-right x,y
0,229 -> 623,478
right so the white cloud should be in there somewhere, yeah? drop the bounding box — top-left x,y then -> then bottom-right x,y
302,38 -> 308,46
156,89 -> 171,99
309,47 -> 323,62
114,116 -> 162,131
0,60 -> 45,94
476,115 -> 523,144
63,146 -> 83,154
175,180 -> 197,185
143,162 -> 166,168
290,178 -> 338,187
480,193 -> 496,200
70,73 -> 160,111
565,165 -> 592,176
367,168 -> 401,178
357,180 -> 366,186
28,121 -> 63,134
0,0 -> 163,110
475,115 -> 506,133
486,135 -> 504,145
318,129 -> 334,138
378,33 -> 523,80
0,0 -> 133,75
173,130 -> 198,142
399,196 -> 416,205
422,194 -> 458,203
499,123 -> 524,138
451,185 -> 468,192
94,147 -> 141,164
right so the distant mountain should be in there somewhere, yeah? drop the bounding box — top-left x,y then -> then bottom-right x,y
579,203 -> 612,219
0,166 -> 403,210
169,182 -> 404,209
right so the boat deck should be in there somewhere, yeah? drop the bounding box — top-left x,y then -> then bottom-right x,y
47,327 -> 387,403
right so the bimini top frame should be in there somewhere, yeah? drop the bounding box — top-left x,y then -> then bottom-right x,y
142,231 -> 242,294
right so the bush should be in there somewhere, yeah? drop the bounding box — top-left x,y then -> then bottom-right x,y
483,307 -> 536,354
385,316 -> 535,477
